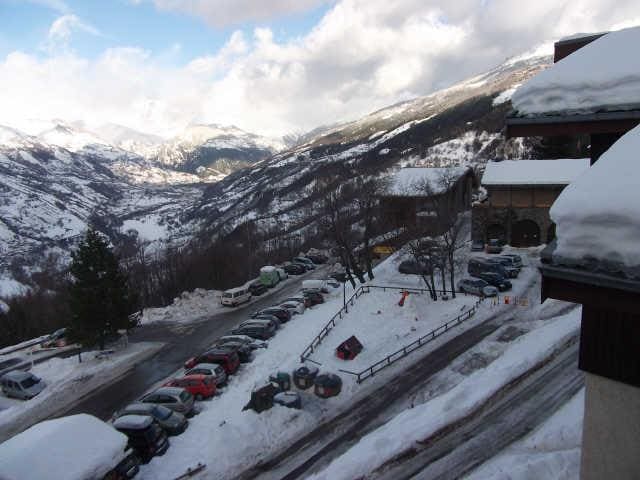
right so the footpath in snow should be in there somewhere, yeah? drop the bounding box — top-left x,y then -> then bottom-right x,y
0,341 -> 164,442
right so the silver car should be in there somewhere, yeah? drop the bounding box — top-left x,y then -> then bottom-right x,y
185,362 -> 228,386
1,370 -> 46,400
114,402 -> 188,435
140,387 -> 194,416
457,278 -> 499,297
279,301 -> 305,315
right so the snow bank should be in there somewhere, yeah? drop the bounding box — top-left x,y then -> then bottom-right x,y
482,159 -> 589,186
512,27 -> 640,116
0,413 -> 127,480
550,124 -> 640,273
308,308 -> 581,480
465,388 -> 584,480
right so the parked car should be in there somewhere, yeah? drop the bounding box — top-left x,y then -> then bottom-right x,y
185,362 -> 228,386
279,300 -> 305,315
398,259 -> 429,275
485,257 -> 520,278
211,341 -> 253,363
329,271 -> 347,282
230,323 -> 274,340
457,278 -> 498,297
164,374 -> 216,400
323,278 -> 341,289
251,307 -> 291,323
468,257 -> 509,278
248,281 -> 267,296
0,414 -> 140,480
283,263 -> 306,275
221,286 -> 251,307
486,238 -> 503,254
305,254 -> 328,264
183,349 -> 240,375
40,327 -> 67,348
240,318 -> 279,333
114,403 -> 188,436
218,334 -> 267,350
1,370 -> 46,400
500,254 -> 523,268
276,267 -> 288,281
139,386 -> 195,416
471,240 -> 485,252
476,272 -> 512,291
292,257 -> 316,270
260,266 -> 280,287
113,414 -> 169,463
301,290 -> 324,305
284,296 -> 312,308
302,279 -> 329,293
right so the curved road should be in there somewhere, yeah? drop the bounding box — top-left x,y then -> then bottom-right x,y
62,268 -> 328,421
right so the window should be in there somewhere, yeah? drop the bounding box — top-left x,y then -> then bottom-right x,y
20,377 -> 40,389
179,391 -> 192,402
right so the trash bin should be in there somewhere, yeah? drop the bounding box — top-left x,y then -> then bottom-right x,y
293,365 -> 319,390
269,371 -> 291,391
314,373 -> 342,399
242,382 -> 281,413
273,391 -> 302,409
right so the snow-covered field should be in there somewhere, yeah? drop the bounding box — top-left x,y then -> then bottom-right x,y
136,248 -> 545,479
0,342 -> 164,442
464,388 -> 584,480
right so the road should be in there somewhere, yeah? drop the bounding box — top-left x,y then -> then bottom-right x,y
374,338 -> 583,480
62,268 -> 328,421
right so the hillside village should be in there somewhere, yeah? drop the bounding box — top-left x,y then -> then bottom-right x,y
0,10 -> 639,480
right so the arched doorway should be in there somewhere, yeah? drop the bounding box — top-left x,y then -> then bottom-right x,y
512,220 -> 541,247
547,223 -> 556,243
486,223 -> 506,244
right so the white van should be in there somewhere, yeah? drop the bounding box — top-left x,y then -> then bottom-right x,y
221,287 -> 251,307
301,279 -> 329,293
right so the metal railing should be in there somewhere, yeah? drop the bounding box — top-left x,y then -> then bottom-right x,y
339,296 -> 484,383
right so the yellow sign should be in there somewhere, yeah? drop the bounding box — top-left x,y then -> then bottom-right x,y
373,245 -> 394,254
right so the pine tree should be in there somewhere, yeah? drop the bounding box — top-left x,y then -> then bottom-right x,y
68,228 -> 136,350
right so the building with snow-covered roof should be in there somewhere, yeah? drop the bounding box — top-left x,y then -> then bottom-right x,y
472,158 -> 589,247
379,166 -> 475,235
540,124 -> 640,480
507,27 -> 640,164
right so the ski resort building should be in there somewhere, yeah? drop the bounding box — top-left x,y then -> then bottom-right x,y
378,166 -> 475,234
472,159 -> 589,247
509,27 -> 640,480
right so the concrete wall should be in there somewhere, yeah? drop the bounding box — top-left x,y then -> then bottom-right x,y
581,373 -> 640,480
471,204 -> 555,246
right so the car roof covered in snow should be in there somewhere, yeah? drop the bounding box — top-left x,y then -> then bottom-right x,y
113,414 -> 153,430
385,166 -> 470,197
512,27 -> 640,116
0,414 -> 127,480
260,266 -> 277,272
481,159 -> 589,186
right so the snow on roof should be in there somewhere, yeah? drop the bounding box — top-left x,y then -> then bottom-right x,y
512,27 -> 640,116
0,414 -> 127,480
113,414 -> 153,430
385,166 -> 469,196
556,31 -> 606,44
260,266 -> 277,273
481,159 -> 590,186
550,124 -> 640,275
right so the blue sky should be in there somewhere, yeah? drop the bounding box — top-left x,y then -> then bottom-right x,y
0,0 -> 638,137
0,0 -> 331,64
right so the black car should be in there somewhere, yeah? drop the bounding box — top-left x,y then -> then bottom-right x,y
398,259 -> 429,275
252,308 -> 291,323
305,254 -> 328,264
231,324 -> 275,340
248,281 -> 267,296
301,290 -> 324,305
476,272 -> 512,291
212,342 -> 253,363
283,263 -> 306,275
329,271 -> 347,282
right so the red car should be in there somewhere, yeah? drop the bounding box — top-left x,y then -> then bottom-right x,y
184,349 -> 240,375
164,374 -> 216,400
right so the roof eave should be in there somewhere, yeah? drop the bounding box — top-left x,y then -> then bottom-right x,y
506,110 -> 640,138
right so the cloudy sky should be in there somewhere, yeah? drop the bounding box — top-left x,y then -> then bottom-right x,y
1,0 -> 639,138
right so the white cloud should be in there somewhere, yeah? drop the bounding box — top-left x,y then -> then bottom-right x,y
44,14 -> 102,52
2,0 -> 639,138
149,0 -> 331,28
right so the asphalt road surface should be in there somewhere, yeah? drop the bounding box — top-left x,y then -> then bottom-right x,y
62,267 -> 329,420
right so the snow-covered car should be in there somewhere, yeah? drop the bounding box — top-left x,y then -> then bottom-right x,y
113,403 -> 188,436
283,263 -> 305,275
457,278 -> 498,297
284,296 -> 311,308
279,301 -> 305,315
323,278 -> 341,289
185,362 -> 228,386
292,257 -> 316,270
486,238 -> 503,254
398,259 -> 429,275
218,335 -> 267,350
476,272 -> 512,291
498,254 -> 523,268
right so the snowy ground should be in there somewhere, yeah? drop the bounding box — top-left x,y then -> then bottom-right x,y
0,341 -> 164,442
135,247 -> 543,480
464,388 -> 584,480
